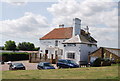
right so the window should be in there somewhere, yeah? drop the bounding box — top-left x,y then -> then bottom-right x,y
55,50 -> 57,55
88,44 -> 92,47
59,60 -> 67,63
55,40 -> 58,46
45,50 -> 48,54
67,53 -> 75,59
104,53 -> 106,58
110,54 -> 112,59
67,43 -> 76,46
60,49 -> 63,55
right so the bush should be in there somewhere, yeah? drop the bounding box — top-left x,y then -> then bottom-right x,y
1,52 -> 30,62
0,52 -> 29,55
115,59 -> 120,64
92,58 -> 111,67
92,58 -> 102,67
102,61 -> 111,66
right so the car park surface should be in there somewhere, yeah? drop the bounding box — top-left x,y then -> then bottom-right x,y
1,60 -> 38,71
1,60 -> 57,71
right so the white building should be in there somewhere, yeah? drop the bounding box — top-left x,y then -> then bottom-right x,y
39,18 -> 97,64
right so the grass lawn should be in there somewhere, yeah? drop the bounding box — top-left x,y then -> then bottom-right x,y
2,64 -> 119,79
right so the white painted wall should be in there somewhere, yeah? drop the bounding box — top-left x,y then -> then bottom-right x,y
63,43 -> 97,64
73,18 -> 81,36
63,44 -> 81,64
80,44 -> 97,62
39,39 -> 67,59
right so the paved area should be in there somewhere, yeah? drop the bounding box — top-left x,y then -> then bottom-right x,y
1,60 -> 57,71
1,60 -> 38,71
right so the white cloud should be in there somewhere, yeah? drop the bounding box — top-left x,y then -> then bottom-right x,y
1,0 -> 28,5
1,0 -> 118,48
1,12 -> 50,46
47,0 -> 118,48
48,0 -> 118,27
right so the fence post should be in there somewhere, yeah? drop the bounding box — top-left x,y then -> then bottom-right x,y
51,54 -> 53,64
55,54 -> 58,64
29,53 -> 31,63
45,54 -> 47,61
40,53 -> 42,60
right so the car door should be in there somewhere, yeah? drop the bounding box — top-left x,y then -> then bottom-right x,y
40,63 -> 44,69
9,64 -> 13,70
59,60 -> 68,68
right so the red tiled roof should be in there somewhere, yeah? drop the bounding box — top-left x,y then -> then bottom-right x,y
40,27 -> 73,40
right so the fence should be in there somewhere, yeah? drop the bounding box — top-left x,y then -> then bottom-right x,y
29,53 -> 58,64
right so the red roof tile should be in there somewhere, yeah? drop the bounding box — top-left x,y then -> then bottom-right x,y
40,27 -> 73,40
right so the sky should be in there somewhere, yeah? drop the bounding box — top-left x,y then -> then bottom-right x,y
0,0 -> 119,48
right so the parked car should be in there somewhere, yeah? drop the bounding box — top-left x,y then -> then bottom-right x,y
7,61 -> 12,65
9,63 -> 26,70
37,62 -> 55,70
56,59 -> 79,68
1,61 -> 5,65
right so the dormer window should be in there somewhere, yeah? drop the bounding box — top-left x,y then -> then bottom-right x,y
55,40 -> 58,46
88,44 -> 92,47
67,43 -> 76,46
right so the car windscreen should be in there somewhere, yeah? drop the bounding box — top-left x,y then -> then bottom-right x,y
59,60 -> 68,63
14,63 -> 24,67
44,63 -> 52,66
68,60 -> 77,64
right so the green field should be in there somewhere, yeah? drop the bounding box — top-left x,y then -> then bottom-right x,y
2,64 -> 119,79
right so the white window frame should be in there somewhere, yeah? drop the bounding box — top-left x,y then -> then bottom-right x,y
67,52 -> 75,59
67,43 -> 76,47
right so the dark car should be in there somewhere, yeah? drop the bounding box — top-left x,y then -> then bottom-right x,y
9,63 -> 26,70
57,59 -> 79,68
1,61 -> 5,65
37,62 -> 55,70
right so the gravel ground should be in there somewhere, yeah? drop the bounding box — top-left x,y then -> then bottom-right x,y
1,60 -> 57,71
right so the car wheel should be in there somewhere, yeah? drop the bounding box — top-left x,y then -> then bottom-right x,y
9,67 -> 12,70
38,67 -> 42,70
57,66 -> 60,69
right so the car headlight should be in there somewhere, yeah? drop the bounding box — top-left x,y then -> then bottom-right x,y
68,64 -> 74,66
12,66 -> 16,68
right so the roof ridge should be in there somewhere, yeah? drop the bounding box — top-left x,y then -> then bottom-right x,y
40,27 -> 73,40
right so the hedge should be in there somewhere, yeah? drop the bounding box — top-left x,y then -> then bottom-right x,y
92,58 -> 111,67
0,52 -> 29,55
0,52 -> 30,62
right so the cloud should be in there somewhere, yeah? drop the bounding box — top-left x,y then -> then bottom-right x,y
1,12 -> 50,45
1,0 -> 28,6
48,0 -> 118,27
47,0 -> 118,47
1,0 -> 118,48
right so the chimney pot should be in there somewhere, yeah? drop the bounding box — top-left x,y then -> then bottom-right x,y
59,24 -> 64,28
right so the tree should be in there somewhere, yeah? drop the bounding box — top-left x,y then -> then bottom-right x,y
0,46 -> 4,50
18,42 -> 35,51
4,40 -> 16,51
34,47 -> 40,51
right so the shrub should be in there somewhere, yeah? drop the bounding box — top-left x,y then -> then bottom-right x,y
115,59 -> 120,64
1,52 -> 30,62
102,59 -> 111,66
0,52 -> 29,55
92,58 -> 102,67
92,58 -> 111,67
